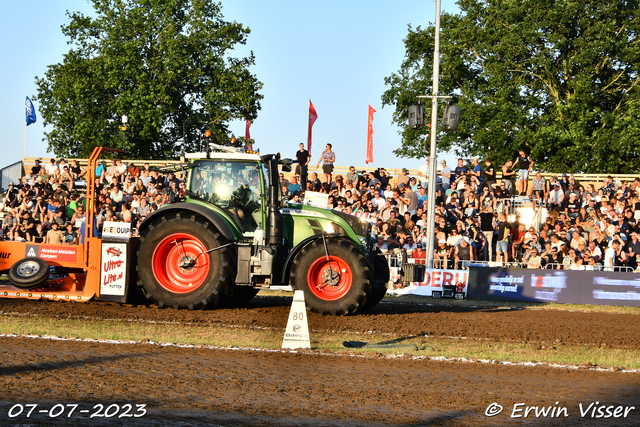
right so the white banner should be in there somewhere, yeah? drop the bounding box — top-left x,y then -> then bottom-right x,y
390,268 -> 469,296
100,243 -> 128,296
302,191 -> 329,208
102,221 -> 131,241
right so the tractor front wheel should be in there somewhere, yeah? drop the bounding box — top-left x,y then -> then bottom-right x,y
291,238 -> 372,315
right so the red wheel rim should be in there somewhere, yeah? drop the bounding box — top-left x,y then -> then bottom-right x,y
151,233 -> 210,294
306,256 -> 352,301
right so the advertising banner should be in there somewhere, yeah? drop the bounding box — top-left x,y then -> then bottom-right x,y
301,191 -> 329,208
390,268 -> 469,297
101,221 -> 131,242
25,245 -> 79,263
467,267 -> 640,307
100,243 -> 128,297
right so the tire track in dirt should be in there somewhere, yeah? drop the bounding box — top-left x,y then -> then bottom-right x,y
0,296 -> 638,349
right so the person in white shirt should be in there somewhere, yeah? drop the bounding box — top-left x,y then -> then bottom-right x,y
604,240 -> 621,271
418,158 -> 429,189
45,158 -> 59,177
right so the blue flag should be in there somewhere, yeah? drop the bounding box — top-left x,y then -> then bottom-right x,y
25,96 -> 37,126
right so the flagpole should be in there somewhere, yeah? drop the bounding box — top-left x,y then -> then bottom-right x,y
24,94 -> 28,159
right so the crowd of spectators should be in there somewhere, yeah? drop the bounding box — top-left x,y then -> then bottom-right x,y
5,148 -> 640,273
2,157 -> 185,243
284,146 -> 640,271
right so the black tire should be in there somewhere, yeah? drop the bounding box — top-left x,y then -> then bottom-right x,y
227,285 -> 259,306
136,212 -> 235,310
290,237 -> 372,316
361,251 -> 389,311
9,257 -> 50,289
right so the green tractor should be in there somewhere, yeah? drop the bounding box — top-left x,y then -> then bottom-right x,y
135,145 -> 389,315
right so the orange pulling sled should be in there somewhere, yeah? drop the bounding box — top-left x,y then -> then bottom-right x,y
0,147 -> 129,303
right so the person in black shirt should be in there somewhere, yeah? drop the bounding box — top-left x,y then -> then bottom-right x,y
30,160 -> 42,177
483,159 -> 496,189
564,193 -> 581,222
2,182 -> 18,207
377,169 -> 390,190
516,148 -> 534,196
295,143 -> 310,186
454,158 -> 468,182
479,206 -> 495,261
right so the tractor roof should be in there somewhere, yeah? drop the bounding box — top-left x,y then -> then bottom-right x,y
185,152 -> 261,161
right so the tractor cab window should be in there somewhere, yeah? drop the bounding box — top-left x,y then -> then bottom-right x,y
190,161 -> 263,234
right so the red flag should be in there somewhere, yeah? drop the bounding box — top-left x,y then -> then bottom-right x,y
308,100 -> 318,153
244,120 -> 252,151
366,105 -> 376,164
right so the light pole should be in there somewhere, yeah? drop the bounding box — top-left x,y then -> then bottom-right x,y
119,115 -> 128,151
424,0 -> 443,269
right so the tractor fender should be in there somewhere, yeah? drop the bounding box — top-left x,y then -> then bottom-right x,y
278,234 -> 342,285
137,203 -> 237,242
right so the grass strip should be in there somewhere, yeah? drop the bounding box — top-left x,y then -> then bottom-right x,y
0,316 -> 637,370
258,291 -> 640,315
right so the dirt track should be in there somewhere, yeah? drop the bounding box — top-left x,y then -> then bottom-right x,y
0,296 -> 638,426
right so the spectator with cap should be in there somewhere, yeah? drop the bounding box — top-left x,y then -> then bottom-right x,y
396,168 -> 410,187
558,173 -> 569,189
434,238 -> 451,269
409,176 -> 419,191
2,182 -> 18,208
453,236 -> 473,268
523,247 -> 542,269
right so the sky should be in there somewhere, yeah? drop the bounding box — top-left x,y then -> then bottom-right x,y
0,0 -> 460,171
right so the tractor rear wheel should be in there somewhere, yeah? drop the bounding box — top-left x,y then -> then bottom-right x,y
136,213 -> 234,310
8,257 -> 49,289
291,237 -> 372,315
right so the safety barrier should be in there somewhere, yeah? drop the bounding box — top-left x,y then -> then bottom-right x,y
544,263 -> 635,272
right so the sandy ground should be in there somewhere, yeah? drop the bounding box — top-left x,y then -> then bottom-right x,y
0,296 -> 638,426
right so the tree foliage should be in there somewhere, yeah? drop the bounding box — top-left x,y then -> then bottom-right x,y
382,0 -> 640,173
35,0 -> 263,159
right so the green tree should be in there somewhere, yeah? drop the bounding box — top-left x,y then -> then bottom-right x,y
35,0 -> 263,159
382,0 -> 640,173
